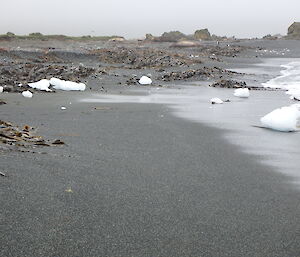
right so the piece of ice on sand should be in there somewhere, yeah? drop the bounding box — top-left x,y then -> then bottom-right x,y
260,105 -> 300,132
28,79 -> 51,91
139,76 -> 152,85
22,90 -> 33,98
234,88 -> 249,98
50,78 -> 86,91
0,86 -> 3,93
210,97 -> 223,104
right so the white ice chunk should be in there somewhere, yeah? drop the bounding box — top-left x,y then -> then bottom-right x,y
286,88 -> 300,96
234,88 -> 249,98
28,79 -> 51,91
286,88 -> 300,101
22,90 -> 33,98
210,97 -> 223,104
260,105 -> 300,132
139,76 -> 152,85
0,86 -> 3,93
49,78 -> 86,91
61,106 -> 66,110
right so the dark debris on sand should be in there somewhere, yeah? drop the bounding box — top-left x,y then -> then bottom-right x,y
193,45 -> 252,58
0,41 -> 255,92
90,47 -> 202,69
209,80 -> 279,90
0,62 -> 95,93
158,67 -> 241,82
0,120 -> 64,152
210,79 -> 248,88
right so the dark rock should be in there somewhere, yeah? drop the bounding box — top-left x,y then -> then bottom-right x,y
210,79 -> 247,88
194,29 -> 211,40
126,75 -> 139,85
145,34 -> 155,41
157,31 -> 188,42
287,22 -> 300,39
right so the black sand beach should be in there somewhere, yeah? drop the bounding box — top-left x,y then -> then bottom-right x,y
1,39 -> 300,256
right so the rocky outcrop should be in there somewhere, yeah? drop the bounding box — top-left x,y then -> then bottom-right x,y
287,22 -> 300,39
157,31 -> 188,42
145,34 -> 155,41
194,29 -> 211,40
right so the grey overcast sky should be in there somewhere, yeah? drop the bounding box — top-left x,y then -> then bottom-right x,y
1,0 -> 299,38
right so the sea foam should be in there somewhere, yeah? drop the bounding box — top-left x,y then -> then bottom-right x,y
262,61 -> 300,91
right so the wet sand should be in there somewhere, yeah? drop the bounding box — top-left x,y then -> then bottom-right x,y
81,85 -> 300,181
1,91 -> 300,257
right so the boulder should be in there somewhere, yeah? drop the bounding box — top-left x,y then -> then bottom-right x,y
145,33 -> 155,41
194,29 -> 211,40
287,22 -> 300,39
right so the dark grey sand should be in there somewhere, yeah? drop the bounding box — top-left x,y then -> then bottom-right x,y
1,39 -> 300,256
1,91 -> 300,257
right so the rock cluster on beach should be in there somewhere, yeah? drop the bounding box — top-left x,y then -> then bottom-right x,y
159,67 -> 240,82
90,47 -> 197,69
0,63 -> 94,92
210,79 -> 247,88
0,50 -> 97,92
193,45 -> 250,57
0,35 -> 256,94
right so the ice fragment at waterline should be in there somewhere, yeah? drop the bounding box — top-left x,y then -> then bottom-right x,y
234,88 -> 249,98
139,76 -> 152,85
22,90 -> 33,98
210,98 -> 223,104
0,86 -> 3,93
286,88 -> 300,101
26,78 -> 86,91
28,79 -> 52,91
50,78 -> 86,91
260,105 -> 300,132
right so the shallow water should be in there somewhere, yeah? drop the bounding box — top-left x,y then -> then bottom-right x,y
261,59 -> 300,90
80,59 -> 300,184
